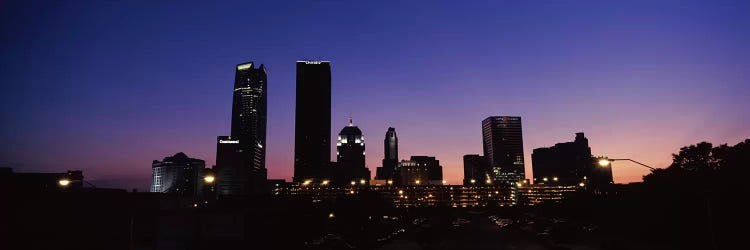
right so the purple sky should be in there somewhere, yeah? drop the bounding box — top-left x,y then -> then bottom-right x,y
2,1 -> 749,191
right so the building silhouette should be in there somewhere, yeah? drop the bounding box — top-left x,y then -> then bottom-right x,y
334,118 -> 371,185
1,167 -> 85,190
463,154 -> 490,185
531,133 -> 613,190
482,116 -> 525,184
398,156 -> 443,186
215,62 -> 268,195
293,61 -> 332,183
151,152 -> 205,195
376,127 -> 399,182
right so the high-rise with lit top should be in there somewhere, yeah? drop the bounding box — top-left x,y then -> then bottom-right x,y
376,127 -> 399,181
216,61 -> 267,196
482,116 -> 525,184
334,118 -> 370,184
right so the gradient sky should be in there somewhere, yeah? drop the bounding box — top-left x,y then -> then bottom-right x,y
2,0 -> 749,191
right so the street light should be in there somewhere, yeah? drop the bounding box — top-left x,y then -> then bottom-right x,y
203,175 -> 215,184
321,180 -> 329,186
58,179 -> 71,187
597,157 -> 655,170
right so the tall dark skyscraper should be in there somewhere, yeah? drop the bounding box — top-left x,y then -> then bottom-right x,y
334,118 -> 370,184
215,61 -> 267,196
532,133 -> 613,190
376,127 -> 399,181
293,61 -> 331,183
482,116 -> 525,184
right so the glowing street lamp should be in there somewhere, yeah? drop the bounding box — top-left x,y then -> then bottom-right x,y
485,179 -> 492,184
470,179 -> 476,184
321,180 -> 329,186
350,181 -> 356,186
58,179 -> 71,187
387,180 -> 393,185
57,178 -> 97,188
597,157 -> 655,170
598,158 -> 611,167
302,180 -> 312,186
360,179 -> 366,185
415,180 -> 421,185
203,175 -> 215,184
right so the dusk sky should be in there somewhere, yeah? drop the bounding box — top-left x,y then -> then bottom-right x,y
2,0 -> 749,191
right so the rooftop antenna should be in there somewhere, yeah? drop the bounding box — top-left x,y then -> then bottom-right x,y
348,116 -> 353,126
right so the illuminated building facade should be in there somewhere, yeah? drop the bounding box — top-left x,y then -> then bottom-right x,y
151,152 -> 206,195
482,116 -> 525,184
517,184 -> 581,206
398,156 -> 443,186
273,185 -> 516,207
215,61 -> 268,196
294,61 -> 332,183
334,118 -> 370,184
376,127 -> 399,181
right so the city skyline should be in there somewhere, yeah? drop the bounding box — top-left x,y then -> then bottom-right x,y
2,1 -> 749,191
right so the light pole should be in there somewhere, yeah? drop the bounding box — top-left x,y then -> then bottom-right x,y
597,157 -> 655,171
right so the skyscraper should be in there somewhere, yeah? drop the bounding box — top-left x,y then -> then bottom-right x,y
151,152 -> 205,195
294,61 -> 331,183
215,61 -> 267,196
376,127 -> 399,181
482,116 -> 525,184
334,118 -> 370,184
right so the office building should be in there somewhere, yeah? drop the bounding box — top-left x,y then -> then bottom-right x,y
293,61 -> 332,183
482,116 -> 525,184
463,154 -> 490,185
517,183 -> 581,206
376,127 -> 399,181
334,118 -> 370,184
151,152 -> 205,195
531,133 -> 613,191
398,156 -> 443,186
215,61 -> 268,196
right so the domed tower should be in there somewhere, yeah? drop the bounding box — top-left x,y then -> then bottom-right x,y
335,118 -> 370,184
